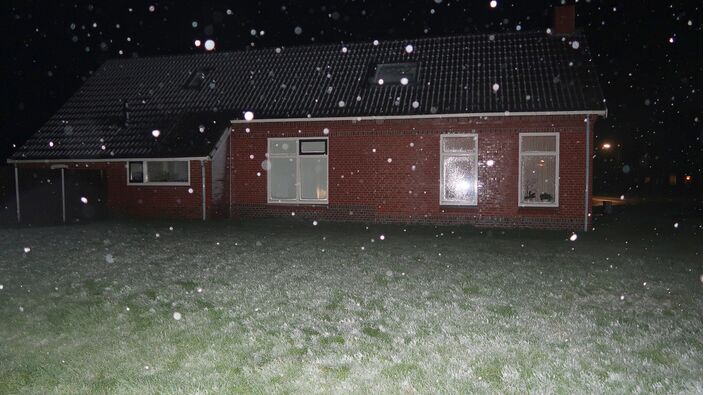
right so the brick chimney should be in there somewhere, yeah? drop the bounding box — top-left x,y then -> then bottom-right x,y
553,5 -> 576,35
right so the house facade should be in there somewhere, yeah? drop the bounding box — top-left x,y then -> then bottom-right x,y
8,8 -> 606,230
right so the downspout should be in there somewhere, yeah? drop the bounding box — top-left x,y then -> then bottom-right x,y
61,168 -> 66,223
201,160 -> 207,221
228,134 -> 232,219
584,117 -> 591,232
14,165 -> 20,224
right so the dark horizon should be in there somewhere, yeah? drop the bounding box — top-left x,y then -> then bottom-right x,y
1,1 -> 701,195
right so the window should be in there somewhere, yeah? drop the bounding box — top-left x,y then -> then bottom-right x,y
440,134 -> 478,205
519,133 -> 559,207
268,138 -> 328,204
128,160 -> 190,185
371,62 -> 418,85
184,68 -> 211,89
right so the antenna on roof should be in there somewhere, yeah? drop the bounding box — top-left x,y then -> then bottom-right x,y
123,100 -> 130,127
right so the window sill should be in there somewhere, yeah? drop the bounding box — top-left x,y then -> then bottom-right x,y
267,200 -> 328,205
518,203 -> 559,208
440,202 -> 478,207
127,182 -> 191,187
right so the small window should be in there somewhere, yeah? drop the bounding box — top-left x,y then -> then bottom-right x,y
300,139 -> 327,155
127,160 -> 190,185
268,138 -> 328,204
184,68 -> 211,89
372,62 -> 418,85
440,134 -> 478,206
519,133 -> 559,207
128,161 -> 144,183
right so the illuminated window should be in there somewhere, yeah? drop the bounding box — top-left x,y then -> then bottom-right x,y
519,133 -> 559,207
440,134 -> 478,205
268,138 -> 328,204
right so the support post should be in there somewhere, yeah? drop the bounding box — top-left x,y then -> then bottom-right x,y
61,168 -> 66,223
228,134 -> 232,219
14,165 -> 20,224
584,117 -> 591,232
201,160 -> 207,221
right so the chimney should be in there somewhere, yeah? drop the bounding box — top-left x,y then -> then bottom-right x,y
553,5 -> 576,35
122,100 -> 130,127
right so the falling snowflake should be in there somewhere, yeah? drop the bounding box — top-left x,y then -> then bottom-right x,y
400,77 -> 409,85
244,111 -> 254,121
313,220 -> 318,226
151,129 -> 160,138
387,158 -> 393,163
173,312 -> 182,320
194,39 -> 202,47
486,159 -> 495,167
379,234 -> 386,240
338,101 -> 345,108
23,247 -> 31,253
571,41 -> 580,49
569,233 -> 578,242
80,197 -> 88,204
405,44 -> 414,53
188,188 -> 194,194
490,0 -> 497,8
105,254 -> 114,264
492,83 -> 500,92
323,128 -> 330,135
294,26 -> 303,35
412,101 -> 420,109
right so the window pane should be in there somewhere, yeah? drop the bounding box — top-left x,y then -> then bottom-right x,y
147,161 -> 188,182
300,157 -> 328,200
300,140 -> 327,154
521,156 -> 557,203
269,157 -> 297,200
443,136 -> 476,153
269,139 -> 297,155
521,135 -> 557,152
129,162 -> 144,183
443,156 -> 476,202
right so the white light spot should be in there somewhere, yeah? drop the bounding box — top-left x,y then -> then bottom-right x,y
313,220 -> 318,226
341,46 -> 348,53
0,285 -> 3,290
571,41 -> 580,49
569,233 -> 578,242
151,129 -> 160,138
323,128 -> 330,135
204,40 -> 215,51
244,111 -> 254,121
155,233 -> 160,238
674,222 -> 679,228
194,40 -> 202,48
49,141 -> 54,147
400,77 -> 409,85
387,158 -> 392,163
126,306 -> 130,311
250,29 -> 257,36
405,44 -> 414,53
619,195 -> 625,200
411,165 -> 416,171
148,5 -> 155,12
620,295 -> 625,301
249,154 -> 254,159
338,101 -> 345,108
373,40 -> 379,46
412,100 -> 420,109
668,37 -> 674,44
173,312 -> 182,320
516,25 -> 522,31
379,234 -> 385,240
377,79 -> 384,85
486,159 -> 495,167
291,212 -> 296,216
23,247 -> 31,253
372,148 -> 376,153
490,0 -> 497,8
492,83 -> 500,92
197,287 -> 203,293
187,188 -> 194,194
294,26 -> 303,35
256,172 -> 261,177
80,197 -> 88,204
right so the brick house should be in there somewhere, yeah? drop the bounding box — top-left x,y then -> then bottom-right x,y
8,9 -> 606,229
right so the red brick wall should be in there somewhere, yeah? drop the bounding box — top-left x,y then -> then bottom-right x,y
230,115 -> 596,229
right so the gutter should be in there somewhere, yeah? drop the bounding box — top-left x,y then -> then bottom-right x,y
7,156 -> 210,164
230,109 -> 608,124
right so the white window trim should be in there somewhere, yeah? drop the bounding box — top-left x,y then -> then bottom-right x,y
126,159 -> 191,186
267,137 -> 329,205
439,133 -> 479,206
518,132 -> 559,207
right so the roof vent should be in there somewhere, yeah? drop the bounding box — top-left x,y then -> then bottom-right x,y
553,5 -> 576,35
123,100 -> 130,127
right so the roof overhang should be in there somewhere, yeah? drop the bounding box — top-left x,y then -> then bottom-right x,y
230,109 -> 608,124
7,156 -> 210,164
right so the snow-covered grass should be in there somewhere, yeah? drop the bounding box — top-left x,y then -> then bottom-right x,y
0,210 -> 701,393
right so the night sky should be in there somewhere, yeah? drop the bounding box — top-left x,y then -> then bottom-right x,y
1,1 -> 701,193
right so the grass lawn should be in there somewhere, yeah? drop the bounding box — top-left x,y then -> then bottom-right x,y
0,205 -> 701,393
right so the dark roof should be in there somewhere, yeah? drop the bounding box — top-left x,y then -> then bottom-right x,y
11,31 -> 605,161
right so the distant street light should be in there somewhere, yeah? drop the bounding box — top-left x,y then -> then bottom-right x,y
602,142 -> 611,149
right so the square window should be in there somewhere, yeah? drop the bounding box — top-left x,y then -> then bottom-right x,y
268,138 -> 328,204
128,161 -> 144,183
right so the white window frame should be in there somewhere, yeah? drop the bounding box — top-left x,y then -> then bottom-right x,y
518,132 -> 559,207
439,133 -> 479,206
126,160 -> 191,186
267,137 -> 328,205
